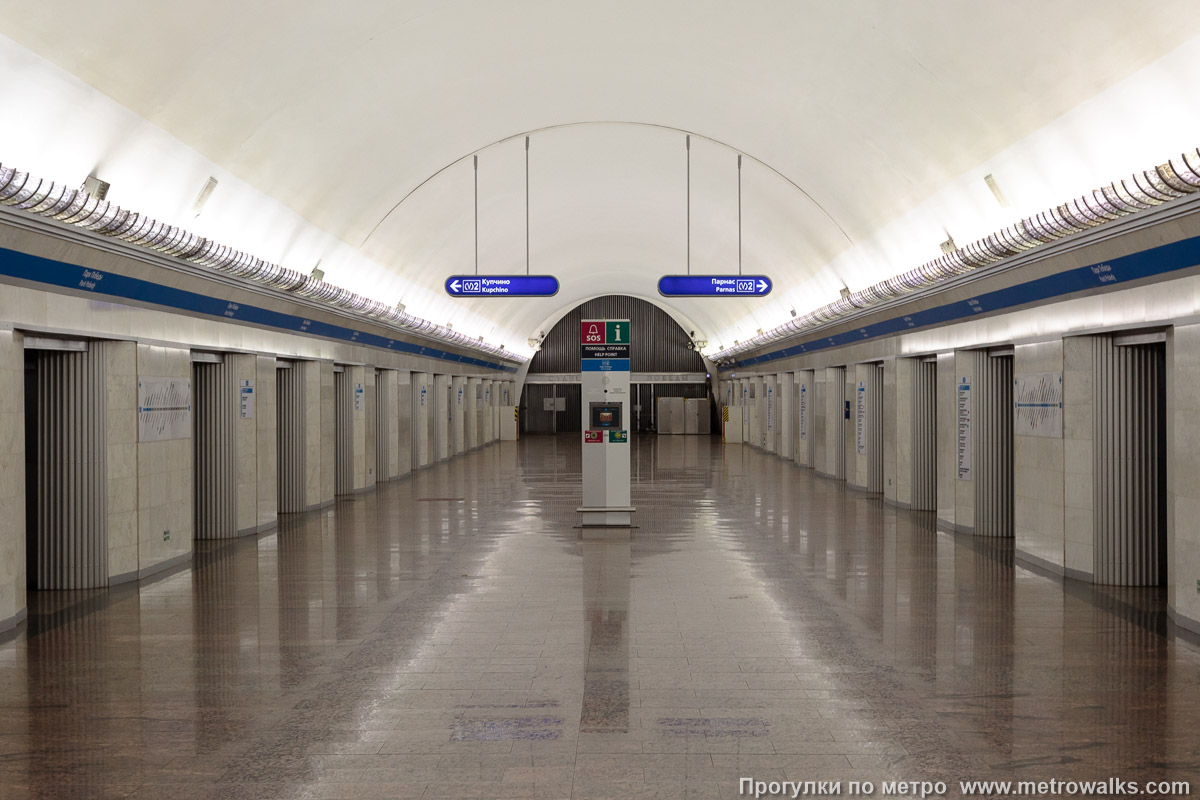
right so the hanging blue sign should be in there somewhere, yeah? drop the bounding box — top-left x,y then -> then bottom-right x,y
445,275 -> 559,297
658,275 -> 772,297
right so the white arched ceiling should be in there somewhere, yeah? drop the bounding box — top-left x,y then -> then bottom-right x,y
1,1 -> 1199,357
356,124 -> 849,350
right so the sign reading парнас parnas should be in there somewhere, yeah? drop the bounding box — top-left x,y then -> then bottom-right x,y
658,274 -> 772,297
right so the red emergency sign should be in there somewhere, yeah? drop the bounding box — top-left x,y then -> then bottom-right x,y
581,321 -> 604,344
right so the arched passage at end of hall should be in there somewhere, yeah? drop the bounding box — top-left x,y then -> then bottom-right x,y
521,295 -> 711,435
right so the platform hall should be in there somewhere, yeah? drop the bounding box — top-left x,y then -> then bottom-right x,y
3,3 -> 1200,798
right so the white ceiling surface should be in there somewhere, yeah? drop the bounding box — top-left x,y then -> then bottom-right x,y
2,2 -> 1200,356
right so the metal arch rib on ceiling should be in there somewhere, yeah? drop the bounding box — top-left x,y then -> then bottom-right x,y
359,122 -> 850,352
1,0 -> 1197,356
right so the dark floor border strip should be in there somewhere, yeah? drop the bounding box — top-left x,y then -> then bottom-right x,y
0,607 -> 26,634
19,552 -> 197,642
108,568 -> 139,586
0,246 -> 517,373
1015,548 -> 1066,577
728,233 -> 1200,369
1065,565 -> 1093,583
1169,606 -> 1200,644
138,551 -> 192,580
937,518 -> 975,535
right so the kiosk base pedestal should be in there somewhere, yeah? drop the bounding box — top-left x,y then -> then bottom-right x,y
576,506 -> 637,529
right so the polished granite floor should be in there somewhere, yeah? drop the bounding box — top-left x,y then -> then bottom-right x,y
3,434 -> 1200,799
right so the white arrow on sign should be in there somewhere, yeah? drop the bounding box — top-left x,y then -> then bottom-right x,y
757,280 -> 768,293
450,280 -> 461,292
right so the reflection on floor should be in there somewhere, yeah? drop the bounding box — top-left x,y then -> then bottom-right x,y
2,434 -> 1199,799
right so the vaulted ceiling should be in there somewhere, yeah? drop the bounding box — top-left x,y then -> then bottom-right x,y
1,1 -> 1197,356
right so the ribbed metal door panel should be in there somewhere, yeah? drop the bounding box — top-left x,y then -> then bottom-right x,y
1094,339 -> 1166,586
910,360 -> 938,511
33,343 -> 107,589
334,370 -> 354,496
276,364 -> 307,513
975,354 -> 1014,537
193,360 -> 237,539
375,371 -> 389,481
397,381 -> 413,474
829,366 -> 846,480
812,371 -> 826,474
522,384 -> 555,434
867,364 -> 884,493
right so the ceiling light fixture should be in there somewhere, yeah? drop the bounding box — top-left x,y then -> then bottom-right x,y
0,160 -> 525,362
713,147 -> 1200,362
984,173 -> 1008,207
192,176 -> 218,217
82,174 -> 109,201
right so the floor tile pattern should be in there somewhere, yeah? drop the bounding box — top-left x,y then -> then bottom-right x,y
1,435 -> 1199,798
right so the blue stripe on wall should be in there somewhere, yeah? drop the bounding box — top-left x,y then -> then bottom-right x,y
0,246 -> 517,372
726,234 -> 1200,370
